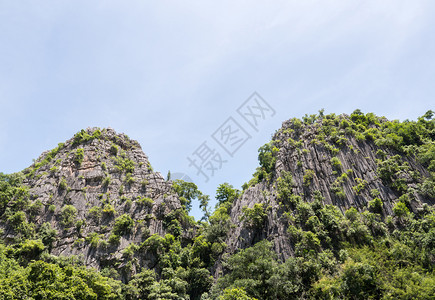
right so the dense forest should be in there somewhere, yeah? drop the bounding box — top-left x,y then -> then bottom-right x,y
1,110 -> 434,299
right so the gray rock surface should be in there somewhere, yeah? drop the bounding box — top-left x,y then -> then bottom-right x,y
3,128 -> 191,279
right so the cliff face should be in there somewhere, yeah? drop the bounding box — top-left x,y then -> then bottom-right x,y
221,113 -> 435,265
1,112 -> 434,299
1,128 -> 192,279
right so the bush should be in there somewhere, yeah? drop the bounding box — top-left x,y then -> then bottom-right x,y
59,178 -> 68,191
48,204 -> 56,213
113,214 -> 134,236
352,178 -> 367,195
86,232 -> 102,248
277,171 -> 293,202
113,154 -> 135,174
73,129 -> 101,146
102,204 -> 115,216
136,196 -> 154,207
303,169 -> 315,187
108,234 -> 120,245
110,144 -> 119,156
216,183 -> 240,206
38,223 -> 57,248
219,287 -> 258,300
368,197 -> 383,214
330,157 -> 342,170
102,175 -> 111,188
258,142 -> 278,175
60,205 -> 77,227
393,201 -> 409,218
89,206 -> 102,221
73,148 -> 84,165
240,203 -> 268,229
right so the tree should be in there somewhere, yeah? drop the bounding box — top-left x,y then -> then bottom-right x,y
219,287 -> 258,300
216,183 -> 240,206
393,201 -> 409,219
173,180 -> 201,212
217,240 -> 278,299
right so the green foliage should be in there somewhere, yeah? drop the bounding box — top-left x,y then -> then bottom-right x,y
86,232 -> 103,248
23,143 -> 65,178
218,287 -> 258,300
376,155 -> 410,194
276,171 -> 293,203
60,205 -> 77,227
102,203 -> 115,216
38,222 -> 57,249
102,175 -> 111,188
124,268 -> 156,299
216,183 -> 240,206
89,206 -> 102,221
58,177 -> 67,191
173,179 -> 208,213
393,201 -> 409,218
240,203 -> 268,229
2,111 -> 435,299
108,233 -> 120,245
258,142 -> 278,175
330,175 -> 346,198
136,196 -> 154,207
368,197 -> 383,214
303,169 -> 315,187
206,201 -> 233,244
110,143 -> 119,156
216,240 -> 279,299
113,152 -> 135,174
73,148 -> 84,165
352,178 -> 367,195
73,128 -> 101,146
0,172 -> 29,213
113,214 -> 134,236
330,157 -> 342,170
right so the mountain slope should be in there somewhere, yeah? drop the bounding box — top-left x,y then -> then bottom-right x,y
1,111 -> 434,299
1,128 -> 194,280
221,111 -> 435,262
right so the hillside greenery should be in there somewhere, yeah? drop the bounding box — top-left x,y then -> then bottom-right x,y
0,111 -> 434,299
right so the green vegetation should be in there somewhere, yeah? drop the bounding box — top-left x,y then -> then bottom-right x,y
303,169 -> 315,186
240,203 -> 268,229
113,152 -> 135,174
24,143 -> 65,178
102,175 -> 111,188
1,111 -> 434,299
60,205 -> 77,227
248,142 -> 279,186
58,177 -> 67,191
173,179 -> 209,217
72,128 -> 101,146
330,156 -> 342,170
113,214 -> 134,236
73,148 -> 84,165
352,177 -> 367,195
136,196 -> 154,207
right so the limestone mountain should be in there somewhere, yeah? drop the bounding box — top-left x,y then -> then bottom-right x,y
220,112 -> 435,265
0,110 -> 434,299
1,128 -> 194,280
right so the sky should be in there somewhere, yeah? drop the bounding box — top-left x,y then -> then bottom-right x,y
1,1 -> 435,219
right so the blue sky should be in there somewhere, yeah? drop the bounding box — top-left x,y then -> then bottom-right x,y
1,1 -> 434,219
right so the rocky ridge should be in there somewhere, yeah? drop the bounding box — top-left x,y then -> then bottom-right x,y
1,128 -> 192,279
220,112 -> 435,266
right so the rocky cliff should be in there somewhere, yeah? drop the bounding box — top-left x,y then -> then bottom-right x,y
220,112 -> 435,267
1,128 -> 193,280
1,111 -> 434,299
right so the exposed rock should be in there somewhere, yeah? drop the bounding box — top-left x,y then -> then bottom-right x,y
1,127 -> 191,280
